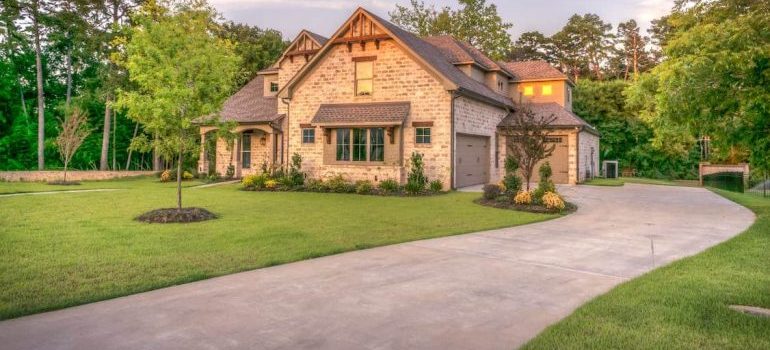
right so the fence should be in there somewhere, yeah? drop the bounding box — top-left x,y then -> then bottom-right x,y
702,170 -> 769,197
747,170 -> 770,197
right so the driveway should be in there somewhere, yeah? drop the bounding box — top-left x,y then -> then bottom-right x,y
0,184 -> 754,350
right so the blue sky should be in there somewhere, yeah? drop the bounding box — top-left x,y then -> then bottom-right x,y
209,0 -> 674,40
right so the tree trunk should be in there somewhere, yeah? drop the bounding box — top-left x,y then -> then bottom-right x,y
18,80 -> 27,120
99,99 -> 111,170
65,47 -> 72,107
177,151 -> 183,211
112,111 -> 117,170
632,35 -> 639,77
33,0 -> 45,170
125,122 -> 139,170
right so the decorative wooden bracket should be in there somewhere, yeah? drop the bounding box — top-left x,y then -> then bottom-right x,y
387,127 -> 395,144
324,128 -> 332,144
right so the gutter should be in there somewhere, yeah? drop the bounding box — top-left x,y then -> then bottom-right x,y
450,90 -> 460,189
281,97 -> 291,165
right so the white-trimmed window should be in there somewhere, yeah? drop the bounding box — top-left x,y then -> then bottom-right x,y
415,127 -> 431,144
335,128 -> 385,162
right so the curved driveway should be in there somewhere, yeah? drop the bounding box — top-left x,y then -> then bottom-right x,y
0,184 -> 755,350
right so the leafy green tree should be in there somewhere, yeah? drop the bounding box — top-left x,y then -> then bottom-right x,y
508,31 -> 554,62
115,0 -> 240,210
218,21 -> 286,87
612,19 -> 652,80
389,0 -> 513,60
551,14 -> 614,81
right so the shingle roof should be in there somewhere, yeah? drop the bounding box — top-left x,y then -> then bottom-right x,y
311,102 -> 410,125
498,103 -> 598,134
422,36 -> 501,72
363,10 -> 514,107
304,30 -> 329,46
499,60 -> 568,82
217,75 -> 282,123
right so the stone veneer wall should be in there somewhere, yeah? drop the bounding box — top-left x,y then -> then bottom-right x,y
453,96 -> 509,185
0,171 -> 153,182
578,130 -> 600,182
287,39 -> 453,187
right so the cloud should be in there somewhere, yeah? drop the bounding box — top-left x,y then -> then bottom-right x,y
635,0 -> 674,22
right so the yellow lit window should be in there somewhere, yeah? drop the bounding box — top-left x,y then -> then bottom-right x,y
542,85 -> 553,95
523,86 -> 534,96
356,61 -> 373,96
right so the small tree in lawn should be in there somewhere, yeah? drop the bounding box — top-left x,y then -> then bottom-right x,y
115,0 -> 239,216
501,103 -> 557,190
55,108 -> 92,184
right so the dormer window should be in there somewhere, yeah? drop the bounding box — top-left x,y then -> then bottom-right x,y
270,82 -> 279,93
497,81 -> 504,92
523,86 -> 534,96
354,59 -> 374,96
542,85 -> 553,96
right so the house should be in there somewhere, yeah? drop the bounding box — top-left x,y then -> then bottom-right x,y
198,7 -> 599,188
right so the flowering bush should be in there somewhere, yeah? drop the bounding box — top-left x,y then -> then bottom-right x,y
514,190 -> 533,205
542,191 -> 565,210
355,180 -> 374,194
182,171 -> 194,180
160,170 -> 172,182
265,179 -> 278,189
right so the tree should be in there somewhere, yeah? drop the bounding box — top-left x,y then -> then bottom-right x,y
552,14 -> 614,81
217,21 -> 286,87
637,0 -> 769,169
22,0 -> 51,169
508,31 -> 554,62
614,19 -> 652,80
115,0 -> 239,211
500,104 -> 557,190
389,0 -> 513,60
55,107 -> 91,183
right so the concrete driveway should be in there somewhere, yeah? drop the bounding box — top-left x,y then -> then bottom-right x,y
0,184 -> 754,350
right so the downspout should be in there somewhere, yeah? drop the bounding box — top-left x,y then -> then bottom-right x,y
281,97 -> 291,165
450,90 -> 460,190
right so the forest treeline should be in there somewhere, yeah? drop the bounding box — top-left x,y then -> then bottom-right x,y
1,0 -> 768,179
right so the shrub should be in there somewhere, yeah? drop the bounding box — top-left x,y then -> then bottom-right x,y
534,162 -> 556,202
278,176 -> 296,189
288,153 -> 306,186
305,178 -> 327,192
503,155 -> 522,193
265,179 -> 278,189
539,161 -> 553,180
379,178 -> 400,193
482,184 -> 501,200
542,191 -> 565,210
514,190 -> 533,205
242,174 -> 261,188
182,171 -> 194,180
326,175 -> 354,193
355,180 -> 374,194
207,173 -> 220,183
160,170 -> 172,182
225,164 -> 235,179
429,179 -> 443,193
405,152 -> 427,194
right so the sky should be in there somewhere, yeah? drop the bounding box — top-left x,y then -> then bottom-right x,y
208,0 -> 675,40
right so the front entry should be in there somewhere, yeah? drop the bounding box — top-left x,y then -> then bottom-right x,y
456,134 -> 490,187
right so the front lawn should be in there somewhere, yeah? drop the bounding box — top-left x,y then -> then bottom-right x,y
522,189 -> 770,349
584,177 -> 699,187
0,177 -> 554,320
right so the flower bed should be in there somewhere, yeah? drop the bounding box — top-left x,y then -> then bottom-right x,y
475,160 -> 576,214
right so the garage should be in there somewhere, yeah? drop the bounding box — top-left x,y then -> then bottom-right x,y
456,134 -> 490,188
524,135 -> 569,184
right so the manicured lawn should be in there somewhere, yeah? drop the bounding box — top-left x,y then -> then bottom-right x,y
522,189 -> 770,349
0,177 -> 555,320
0,176 -> 203,194
584,177 -> 699,187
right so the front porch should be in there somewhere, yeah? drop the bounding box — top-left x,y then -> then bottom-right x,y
199,123 -> 284,178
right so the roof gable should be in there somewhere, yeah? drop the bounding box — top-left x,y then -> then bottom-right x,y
273,30 -> 329,68
279,7 -> 513,108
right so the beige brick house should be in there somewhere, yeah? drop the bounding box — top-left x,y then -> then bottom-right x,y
199,7 -> 600,188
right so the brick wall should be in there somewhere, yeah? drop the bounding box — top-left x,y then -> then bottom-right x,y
578,130 -> 600,182
0,171 -> 154,182
453,96 -> 509,184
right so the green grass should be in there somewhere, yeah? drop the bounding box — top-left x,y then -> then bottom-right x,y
0,177 -> 555,320
522,189 -> 770,349
584,177 -> 699,187
0,175 -> 205,194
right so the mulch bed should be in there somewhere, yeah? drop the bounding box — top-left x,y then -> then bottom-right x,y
136,207 -> 217,223
474,198 -> 577,214
47,180 -> 81,186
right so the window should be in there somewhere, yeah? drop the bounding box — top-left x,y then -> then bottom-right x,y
523,85 -> 534,96
355,61 -> 373,96
352,128 -> 367,161
336,129 -> 350,161
497,80 -> 504,92
415,127 -> 431,144
241,133 -> 251,168
334,128 -> 385,163
270,82 -> 279,93
542,84 -> 553,95
302,128 -> 315,143
370,128 -> 384,161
